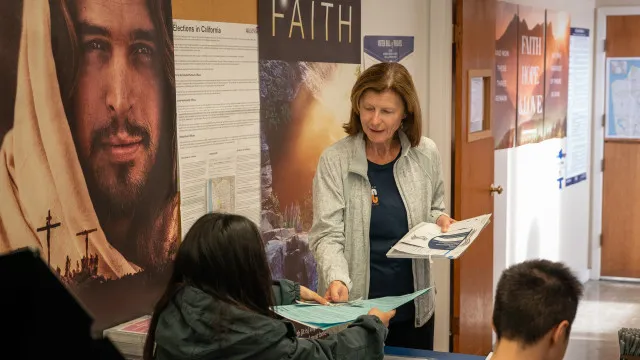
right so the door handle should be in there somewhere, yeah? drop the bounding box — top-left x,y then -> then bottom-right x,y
490,184 -> 503,195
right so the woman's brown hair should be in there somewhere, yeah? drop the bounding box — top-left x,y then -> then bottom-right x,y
343,62 -> 422,147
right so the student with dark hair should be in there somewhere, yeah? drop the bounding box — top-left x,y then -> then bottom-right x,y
143,212 -> 396,360
489,259 -> 584,360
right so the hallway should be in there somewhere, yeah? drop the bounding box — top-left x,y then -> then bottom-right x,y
565,280 -> 640,359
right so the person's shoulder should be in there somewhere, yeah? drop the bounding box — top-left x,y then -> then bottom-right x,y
411,136 -> 440,157
319,135 -> 357,161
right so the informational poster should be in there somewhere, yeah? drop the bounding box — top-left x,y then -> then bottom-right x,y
173,20 -> 261,238
516,5 -> 546,146
494,1 -> 519,149
363,35 -> 415,74
0,0 -> 178,331
566,28 -> 590,187
258,0 -> 361,293
543,10 -> 570,141
606,57 -> 640,139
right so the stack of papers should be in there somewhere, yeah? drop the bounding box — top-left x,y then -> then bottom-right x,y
103,315 -> 150,360
272,288 -> 432,330
387,214 -> 492,259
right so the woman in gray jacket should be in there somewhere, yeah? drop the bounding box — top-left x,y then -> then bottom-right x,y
309,62 -> 454,350
144,212 -> 396,360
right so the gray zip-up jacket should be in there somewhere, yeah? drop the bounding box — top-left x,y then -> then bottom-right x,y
309,131 -> 447,327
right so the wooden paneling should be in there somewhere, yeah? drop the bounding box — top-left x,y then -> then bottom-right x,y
602,141 -> 640,277
606,16 -> 640,56
601,15 -> 640,278
453,0 -> 496,355
172,0 -> 257,24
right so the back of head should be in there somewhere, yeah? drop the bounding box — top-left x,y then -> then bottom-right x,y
493,259 -> 583,346
172,212 -> 274,313
144,213 -> 274,360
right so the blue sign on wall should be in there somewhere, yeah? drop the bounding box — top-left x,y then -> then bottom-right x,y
363,36 -> 415,63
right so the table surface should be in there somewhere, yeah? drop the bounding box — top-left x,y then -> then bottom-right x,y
384,346 -> 487,360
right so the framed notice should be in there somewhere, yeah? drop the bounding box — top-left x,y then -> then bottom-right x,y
468,69 -> 493,142
605,57 -> 640,140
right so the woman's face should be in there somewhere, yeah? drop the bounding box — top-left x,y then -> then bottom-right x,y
358,89 -> 405,145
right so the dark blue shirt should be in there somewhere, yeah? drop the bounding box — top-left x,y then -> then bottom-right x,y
367,152 -> 415,323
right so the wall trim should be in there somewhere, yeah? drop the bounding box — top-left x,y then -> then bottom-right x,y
427,0 -> 453,353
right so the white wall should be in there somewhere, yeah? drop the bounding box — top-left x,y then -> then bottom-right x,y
362,0 -> 453,352
493,0 -> 596,307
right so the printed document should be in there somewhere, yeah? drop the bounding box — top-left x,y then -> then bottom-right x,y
387,214 -> 492,259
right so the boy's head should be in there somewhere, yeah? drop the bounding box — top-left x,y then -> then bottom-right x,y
493,259 -> 583,360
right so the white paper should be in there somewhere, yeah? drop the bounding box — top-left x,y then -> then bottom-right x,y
387,214 -> 492,259
470,77 -> 485,133
174,20 -> 261,238
566,28 -> 590,185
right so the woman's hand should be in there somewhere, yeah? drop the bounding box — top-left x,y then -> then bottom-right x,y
368,308 -> 396,327
300,286 -> 329,305
324,280 -> 349,303
436,214 -> 456,232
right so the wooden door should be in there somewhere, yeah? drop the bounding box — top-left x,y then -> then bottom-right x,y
452,0 -> 497,355
601,16 -> 640,279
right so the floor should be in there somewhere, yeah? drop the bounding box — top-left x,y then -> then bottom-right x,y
565,280 -> 640,360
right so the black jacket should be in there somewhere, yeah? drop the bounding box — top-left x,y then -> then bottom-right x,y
153,280 -> 388,360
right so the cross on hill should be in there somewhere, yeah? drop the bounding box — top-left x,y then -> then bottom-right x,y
76,228 -> 98,260
36,210 -> 61,266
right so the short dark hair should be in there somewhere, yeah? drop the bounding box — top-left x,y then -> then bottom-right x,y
493,259 -> 583,346
344,62 -> 422,147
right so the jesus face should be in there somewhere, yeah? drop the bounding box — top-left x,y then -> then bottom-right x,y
71,0 -> 163,212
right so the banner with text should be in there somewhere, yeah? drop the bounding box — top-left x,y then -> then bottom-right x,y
543,10 -> 571,141
516,5 -> 546,146
494,2 -> 519,149
173,20 -> 261,239
258,0 -> 361,293
565,28 -> 590,187
363,35 -> 415,75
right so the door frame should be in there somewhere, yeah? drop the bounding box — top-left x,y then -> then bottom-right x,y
425,0 -> 454,352
591,7 -> 640,281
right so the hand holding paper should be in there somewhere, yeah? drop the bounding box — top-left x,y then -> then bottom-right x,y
387,214 -> 492,259
436,214 -> 456,232
300,285 -> 329,305
368,308 -> 396,327
324,280 -> 349,303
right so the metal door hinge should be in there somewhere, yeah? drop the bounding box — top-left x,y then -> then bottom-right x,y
600,233 -> 603,246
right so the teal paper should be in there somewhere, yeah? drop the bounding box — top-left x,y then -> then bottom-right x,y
272,287 -> 432,330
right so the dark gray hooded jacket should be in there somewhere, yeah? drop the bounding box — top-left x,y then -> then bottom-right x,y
153,280 -> 388,360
